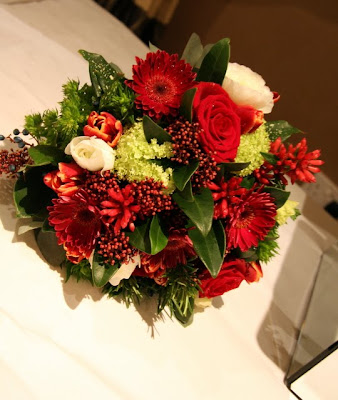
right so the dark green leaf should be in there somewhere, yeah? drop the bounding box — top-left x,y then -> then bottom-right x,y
143,115 -> 172,144
42,217 -> 54,232
127,219 -> 152,254
196,38 -> 230,84
264,186 -> 290,208
195,43 -> 213,69
149,215 -> 168,255
235,248 -> 259,262
173,187 -> 213,236
179,88 -> 197,123
188,220 -> 226,278
175,180 -> 193,201
181,33 -> 203,67
173,160 -> 199,191
261,152 -> 279,165
265,120 -> 302,142
218,161 -> 251,175
240,176 -> 255,189
13,167 -> 55,218
28,145 -> 65,166
35,230 -> 66,267
91,252 -> 118,287
79,50 -> 119,97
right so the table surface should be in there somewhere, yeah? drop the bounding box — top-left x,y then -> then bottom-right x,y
1,1 -> 337,399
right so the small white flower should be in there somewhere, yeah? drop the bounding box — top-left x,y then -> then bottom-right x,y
222,62 -> 274,114
65,136 -> 115,172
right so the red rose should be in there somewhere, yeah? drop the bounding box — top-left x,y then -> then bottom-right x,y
199,259 -> 263,298
193,82 -> 241,163
44,162 -> 84,196
84,111 -> 122,148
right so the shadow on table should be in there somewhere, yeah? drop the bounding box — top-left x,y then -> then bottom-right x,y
256,196 -> 338,373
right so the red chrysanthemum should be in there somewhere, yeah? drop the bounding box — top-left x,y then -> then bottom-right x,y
100,185 -> 140,235
126,50 -> 196,120
48,190 -> 102,263
133,229 -> 196,285
226,189 -> 277,252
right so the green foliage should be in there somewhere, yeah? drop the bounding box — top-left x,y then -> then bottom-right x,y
143,115 -> 172,144
179,87 -> 197,122
35,230 -> 66,267
24,80 -> 94,150
196,38 -> 230,84
158,264 -> 200,325
91,252 -> 119,287
25,109 -> 59,145
265,120 -> 302,142
99,77 -> 136,123
188,220 -> 226,278
173,160 -> 199,191
57,81 -> 95,149
256,227 -> 279,263
64,259 -> 92,283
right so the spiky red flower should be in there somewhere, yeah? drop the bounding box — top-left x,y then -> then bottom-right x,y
100,185 -> 140,235
208,176 -> 247,219
134,229 -> 196,285
48,190 -> 101,263
226,188 -> 277,252
271,137 -> 323,184
126,50 -> 196,120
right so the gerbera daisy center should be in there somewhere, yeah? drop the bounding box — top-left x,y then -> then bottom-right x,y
145,76 -> 176,104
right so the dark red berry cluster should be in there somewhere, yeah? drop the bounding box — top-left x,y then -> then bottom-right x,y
83,170 -> 121,202
131,178 -> 173,218
0,147 -> 31,177
97,229 -> 135,265
166,119 -> 219,189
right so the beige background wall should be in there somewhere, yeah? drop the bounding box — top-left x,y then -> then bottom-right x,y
159,0 -> 338,185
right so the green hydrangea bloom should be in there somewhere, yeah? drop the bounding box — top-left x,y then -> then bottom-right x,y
235,124 -> 270,176
114,122 -> 174,191
276,200 -> 300,225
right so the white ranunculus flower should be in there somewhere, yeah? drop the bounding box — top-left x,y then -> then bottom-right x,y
222,62 -> 274,114
65,136 -> 115,172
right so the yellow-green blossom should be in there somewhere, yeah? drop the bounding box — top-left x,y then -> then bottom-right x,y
276,200 -> 299,225
114,122 -> 174,191
235,124 -> 270,176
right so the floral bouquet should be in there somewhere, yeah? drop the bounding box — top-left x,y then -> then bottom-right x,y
0,34 -> 323,324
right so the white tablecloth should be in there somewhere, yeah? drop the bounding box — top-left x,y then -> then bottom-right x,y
0,2 -> 337,399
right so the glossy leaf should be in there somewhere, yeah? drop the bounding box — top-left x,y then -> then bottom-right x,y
173,187 -> 213,236
79,50 -> 119,97
264,186 -> 290,208
14,168 -> 55,218
173,297 -> 195,326
143,115 -> 172,144
35,230 -> 66,267
261,152 -> 278,165
28,145 -> 65,166
179,88 -> 197,123
218,161 -> 251,175
196,38 -> 230,84
181,33 -> 204,67
127,219 -> 152,254
240,176 -> 255,189
188,220 -> 226,278
149,215 -> 168,255
91,252 -> 118,287
175,180 -> 194,202
173,160 -> 199,191
265,120 -> 302,142
195,43 -> 213,69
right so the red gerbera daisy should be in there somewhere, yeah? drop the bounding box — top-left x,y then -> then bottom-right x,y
134,229 -> 196,285
48,190 -> 102,263
226,189 -> 277,252
126,50 -> 196,120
